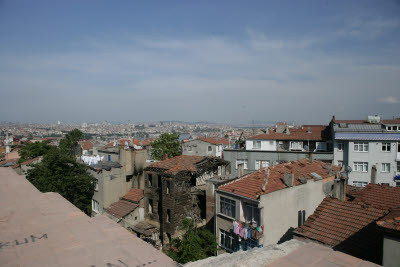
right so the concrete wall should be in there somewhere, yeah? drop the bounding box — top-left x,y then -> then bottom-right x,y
259,178 -> 334,245
334,140 -> 398,186
223,149 -> 334,177
382,235 -> 400,267
183,139 -> 217,157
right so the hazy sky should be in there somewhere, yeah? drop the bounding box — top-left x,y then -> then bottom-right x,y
1,0 -> 400,124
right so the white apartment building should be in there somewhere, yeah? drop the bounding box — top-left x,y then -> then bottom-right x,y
331,116 -> 400,187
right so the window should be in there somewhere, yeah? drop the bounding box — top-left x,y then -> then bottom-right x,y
337,161 -> 343,167
252,141 -> 261,149
382,143 -> 391,152
255,160 -> 269,170
94,179 -> 99,191
208,146 -> 212,151
338,142 -> 344,151
188,146 -> 192,151
220,229 -> 236,252
220,196 -> 236,218
382,163 -> 390,173
166,181 -> 170,194
166,209 -> 171,222
236,159 -> 248,169
147,174 -> 153,187
244,203 -> 260,226
241,239 -> 258,251
387,126 -> 392,131
354,142 -> 368,152
353,181 -> 368,187
393,126 -> 398,131
396,181 -> 400,187
290,141 -> 303,151
92,200 -> 99,213
353,162 -> 368,172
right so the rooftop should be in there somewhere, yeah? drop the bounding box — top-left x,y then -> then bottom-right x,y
198,137 -> 230,145
248,125 -> 329,141
0,168 -> 177,266
218,159 -> 338,200
352,184 -> 400,210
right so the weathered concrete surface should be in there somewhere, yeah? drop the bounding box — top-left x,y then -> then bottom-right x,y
0,168 -> 178,267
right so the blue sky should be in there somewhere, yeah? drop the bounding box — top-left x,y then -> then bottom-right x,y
1,0 -> 400,124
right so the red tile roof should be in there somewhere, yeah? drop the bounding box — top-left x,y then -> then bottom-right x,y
377,210 -> 400,231
218,159 -> 339,200
132,138 -> 156,146
199,137 -> 230,145
122,188 -> 144,203
104,200 -> 139,219
145,155 -> 205,175
352,184 -> 400,210
294,197 -> 387,263
80,141 -> 93,150
248,126 -> 328,141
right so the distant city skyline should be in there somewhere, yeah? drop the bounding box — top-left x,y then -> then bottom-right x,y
1,0 -> 400,124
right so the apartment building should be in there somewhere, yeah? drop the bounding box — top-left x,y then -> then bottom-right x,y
330,116 -> 400,187
182,137 -> 230,158
223,124 -> 333,177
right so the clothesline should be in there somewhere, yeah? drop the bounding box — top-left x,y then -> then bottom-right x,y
233,221 -> 263,240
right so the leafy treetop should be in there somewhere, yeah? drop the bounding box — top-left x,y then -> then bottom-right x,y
17,141 -> 51,164
150,133 -> 182,161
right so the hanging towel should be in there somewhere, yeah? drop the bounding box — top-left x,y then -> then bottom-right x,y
247,228 -> 251,239
239,227 -> 245,238
243,228 -> 247,240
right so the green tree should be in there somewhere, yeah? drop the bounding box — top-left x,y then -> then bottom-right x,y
59,129 -> 84,154
150,133 -> 182,160
164,218 -> 217,264
26,146 -> 94,215
17,141 -> 52,164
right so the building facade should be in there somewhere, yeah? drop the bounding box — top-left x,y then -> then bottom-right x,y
182,137 -> 230,158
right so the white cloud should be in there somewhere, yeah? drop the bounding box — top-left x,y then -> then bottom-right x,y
380,96 -> 400,104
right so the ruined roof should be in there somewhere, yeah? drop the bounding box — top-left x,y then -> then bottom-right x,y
352,184 -> 400,210
294,197 -> 387,264
198,137 -> 230,145
248,126 -> 329,141
218,159 -> 338,200
0,168 -> 177,267
104,200 -> 139,219
376,210 -> 400,232
122,188 -> 144,203
145,155 -> 205,175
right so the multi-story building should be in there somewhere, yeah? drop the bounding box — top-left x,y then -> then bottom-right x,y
330,116 -> 400,187
143,155 -> 229,244
182,137 -> 231,158
223,124 -> 333,177
215,158 -> 339,253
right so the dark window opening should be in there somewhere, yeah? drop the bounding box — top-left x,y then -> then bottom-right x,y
166,181 -> 170,194
148,199 -> 153,214
158,175 -> 162,187
166,209 -> 171,222
148,174 -> 153,187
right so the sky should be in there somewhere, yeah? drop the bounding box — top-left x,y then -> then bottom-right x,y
0,0 -> 400,124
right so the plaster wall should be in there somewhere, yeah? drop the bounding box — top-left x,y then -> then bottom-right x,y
382,235 -> 400,267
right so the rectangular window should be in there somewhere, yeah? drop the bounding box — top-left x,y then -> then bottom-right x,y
220,196 -> 236,218
166,209 -> 171,222
94,179 -> 99,191
208,146 -> 212,151
290,141 -> 303,151
353,162 -> 368,172
353,181 -> 368,187
92,200 -> 99,213
147,174 -> 153,187
241,238 -> 259,251
387,126 -> 392,131
382,143 -> 391,152
252,141 -> 261,149
382,163 -> 390,173
244,203 -> 260,226
236,159 -> 248,169
338,143 -> 344,151
220,229 -> 236,252
354,142 -> 368,152
396,181 -> 400,187
166,181 -> 170,194
337,161 -> 343,167
393,126 -> 398,131
148,199 -> 153,214
255,160 -> 269,170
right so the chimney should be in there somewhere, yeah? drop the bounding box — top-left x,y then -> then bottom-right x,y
238,163 -> 244,177
338,176 -> 346,202
262,168 -> 269,192
283,172 -> 294,187
371,165 -> 377,184
307,127 -> 311,133
163,153 -> 168,161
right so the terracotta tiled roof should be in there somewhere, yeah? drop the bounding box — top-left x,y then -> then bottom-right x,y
248,126 -> 328,141
145,155 -> 205,175
132,138 -> 156,146
294,197 -> 387,263
105,200 -> 139,219
80,141 -> 93,150
218,159 -> 339,200
199,137 -> 230,145
345,184 -> 364,200
352,184 -> 400,210
377,210 -> 400,231
122,188 -> 144,203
